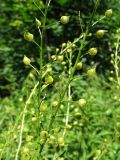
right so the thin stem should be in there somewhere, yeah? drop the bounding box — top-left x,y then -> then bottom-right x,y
15,82 -> 39,160
78,11 -> 84,33
29,64 -> 40,75
114,38 -> 120,86
92,16 -> 105,26
63,52 -> 72,137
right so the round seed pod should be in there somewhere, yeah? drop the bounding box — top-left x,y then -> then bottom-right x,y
60,16 -> 69,24
45,75 -> 54,84
88,48 -> 97,56
76,62 -> 83,70
24,32 -> 34,41
96,30 -> 105,38
23,55 -> 31,65
78,99 -> 86,107
87,68 -> 96,76
105,9 -> 112,17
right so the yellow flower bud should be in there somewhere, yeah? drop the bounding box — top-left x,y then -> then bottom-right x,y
57,55 -> 64,62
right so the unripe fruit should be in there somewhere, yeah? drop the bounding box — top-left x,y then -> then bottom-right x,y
45,75 -> 54,84
57,55 -> 64,62
35,18 -> 41,27
32,117 -> 37,122
87,68 -> 96,76
76,62 -> 82,70
23,55 -> 31,65
22,147 -> 29,154
74,112 -> 81,119
62,43 -> 66,48
40,103 -> 48,112
60,16 -> 69,24
40,131 -> 48,140
105,9 -> 112,17
26,135 -> 33,142
78,99 -> 86,107
52,101 -> 59,108
57,137 -> 64,146
24,32 -> 34,41
96,30 -> 105,38
56,48 -> 60,52
88,48 -> 97,56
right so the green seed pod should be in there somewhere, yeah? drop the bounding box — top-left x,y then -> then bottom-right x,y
60,16 -> 69,24
105,9 -> 112,17
88,48 -> 97,56
23,55 -> 31,65
40,103 -> 48,112
96,30 -> 105,38
40,131 -> 48,140
24,32 -> 34,41
52,101 -> 59,108
45,75 -> 54,84
57,55 -> 64,62
87,68 -> 96,76
35,18 -> 41,27
76,62 -> 83,70
57,137 -> 64,146
78,99 -> 86,107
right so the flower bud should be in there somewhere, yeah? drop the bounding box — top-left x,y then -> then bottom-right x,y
24,32 -> 34,41
88,48 -> 97,56
23,55 -> 31,65
60,16 -> 69,24
35,18 -> 41,27
105,9 -> 112,17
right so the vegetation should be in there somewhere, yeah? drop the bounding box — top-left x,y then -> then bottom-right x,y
0,0 -> 120,160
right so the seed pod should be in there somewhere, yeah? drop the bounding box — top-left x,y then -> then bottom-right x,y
60,16 -> 69,24
23,55 -> 31,65
76,62 -> 83,70
40,131 -> 48,140
96,30 -> 105,38
40,103 -> 48,112
57,55 -> 64,62
24,32 -> 34,41
78,99 -> 86,107
105,9 -> 112,17
45,75 -> 54,84
88,48 -> 97,56
87,68 -> 96,76
52,101 -> 59,108
35,18 -> 41,27
22,147 -> 29,154
57,137 -> 64,146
